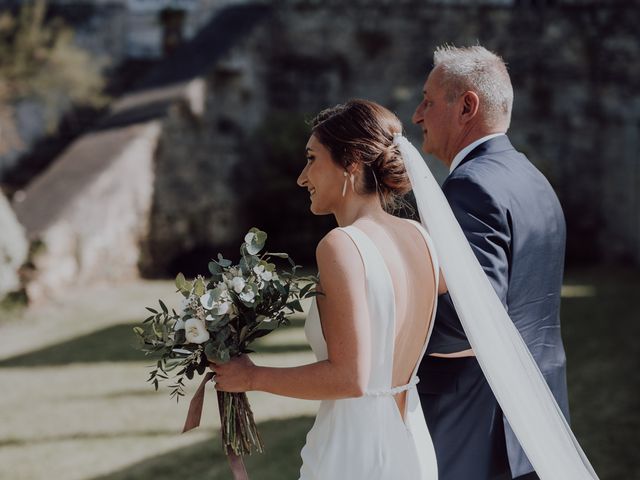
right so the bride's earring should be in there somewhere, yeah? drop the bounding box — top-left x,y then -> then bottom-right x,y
350,173 -> 355,193
342,171 -> 348,197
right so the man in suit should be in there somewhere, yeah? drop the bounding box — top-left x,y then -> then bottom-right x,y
412,45 -> 570,480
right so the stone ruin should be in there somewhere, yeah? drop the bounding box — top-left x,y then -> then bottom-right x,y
0,190 -> 28,302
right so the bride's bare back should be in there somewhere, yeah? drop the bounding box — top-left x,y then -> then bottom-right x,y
354,214 -> 437,418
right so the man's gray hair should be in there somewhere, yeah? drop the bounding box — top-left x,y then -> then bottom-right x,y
433,45 -> 513,129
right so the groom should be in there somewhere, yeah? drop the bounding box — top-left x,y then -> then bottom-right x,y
412,45 -> 570,480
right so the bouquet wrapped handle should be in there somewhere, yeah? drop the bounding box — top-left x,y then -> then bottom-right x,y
182,372 -> 250,480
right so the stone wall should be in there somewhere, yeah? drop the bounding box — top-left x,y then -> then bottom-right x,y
138,73 -> 251,276
12,117 -> 161,300
9,1 -> 638,299
0,190 -> 28,301
226,1 -> 640,265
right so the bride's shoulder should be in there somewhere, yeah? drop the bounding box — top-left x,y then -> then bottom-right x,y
315,228 -> 365,291
316,227 -> 355,256
315,228 -> 361,269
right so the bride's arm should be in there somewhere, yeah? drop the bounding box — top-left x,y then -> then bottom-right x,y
212,229 -> 371,400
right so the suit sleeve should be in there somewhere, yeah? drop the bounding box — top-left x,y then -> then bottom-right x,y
425,174 -> 512,354
445,175 -> 511,300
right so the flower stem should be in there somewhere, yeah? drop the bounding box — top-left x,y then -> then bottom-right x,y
217,391 -> 264,456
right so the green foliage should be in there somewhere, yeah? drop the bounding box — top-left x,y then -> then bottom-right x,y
0,0 -> 108,131
135,228 -> 319,458
175,272 -> 192,296
135,228 -> 319,400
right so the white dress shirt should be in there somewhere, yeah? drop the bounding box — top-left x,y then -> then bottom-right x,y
449,133 -> 505,174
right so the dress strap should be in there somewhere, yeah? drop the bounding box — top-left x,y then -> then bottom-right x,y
404,219 -> 440,383
405,219 -> 439,294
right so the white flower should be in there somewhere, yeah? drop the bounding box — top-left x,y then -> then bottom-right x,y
184,318 -> 210,344
253,264 -> 274,282
245,232 -> 256,244
213,300 -> 231,315
173,317 -> 186,331
231,276 -> 246,293
239,289 -> 255,303
200,284 -> 234,316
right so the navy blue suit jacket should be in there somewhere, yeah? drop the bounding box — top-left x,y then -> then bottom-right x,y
419,135 -> 570,477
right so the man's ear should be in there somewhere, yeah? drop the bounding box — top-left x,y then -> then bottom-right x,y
460,91 -> 480,123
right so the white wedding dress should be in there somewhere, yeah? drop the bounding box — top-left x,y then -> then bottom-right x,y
299,222 -> 439,480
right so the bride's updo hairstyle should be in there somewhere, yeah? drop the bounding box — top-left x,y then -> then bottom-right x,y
310,99 -> 411,212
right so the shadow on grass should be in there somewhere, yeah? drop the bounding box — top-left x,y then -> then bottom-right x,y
89,415 -> 315,480
0,321 -> 309,368
561,268 -> 640,480
0,427 -> 217,448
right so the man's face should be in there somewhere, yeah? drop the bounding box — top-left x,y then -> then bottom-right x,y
412,67 -> 459,163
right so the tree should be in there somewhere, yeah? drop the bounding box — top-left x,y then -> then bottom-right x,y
0,0 -> 107,139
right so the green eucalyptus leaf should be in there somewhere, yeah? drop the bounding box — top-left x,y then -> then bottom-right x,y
299,282 -> 313,298
249,328 -> 273,341
287,299 -> 303,313
174,328 -> 186,345
216,329 -> 230,344
266,252 -> 288,258
246,243 -> 261,256
159,300 -> 168,314
239,256 -> 250,275
247,255 -> 259,269
209,261 -> 222,275
245,228 -> 267,255
275,281 -> 286,296
217,253 -> 232,268
217,348 -> 230,363
194,277 -> 206,297
239,325 -> 249,343
175,273 -> 191,294
204,342 -> 217,362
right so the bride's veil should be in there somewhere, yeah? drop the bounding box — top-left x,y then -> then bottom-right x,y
393,134 -> 598,480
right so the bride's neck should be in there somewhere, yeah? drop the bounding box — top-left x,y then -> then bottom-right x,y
334,194 -> 386,227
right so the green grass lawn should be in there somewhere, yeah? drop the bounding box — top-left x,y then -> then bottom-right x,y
561,268 -> 640,480
89,416 -> 316,480
0,269 -> 637,479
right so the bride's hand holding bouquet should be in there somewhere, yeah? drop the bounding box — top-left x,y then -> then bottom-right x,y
134,227 -> 318,461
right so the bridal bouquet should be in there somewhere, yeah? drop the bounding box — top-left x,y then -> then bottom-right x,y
134,228 -> 318,459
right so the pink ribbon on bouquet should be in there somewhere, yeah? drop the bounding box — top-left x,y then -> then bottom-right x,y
182,372 -> 249,480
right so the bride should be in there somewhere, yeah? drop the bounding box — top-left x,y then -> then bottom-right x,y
210,99 -> 598,479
